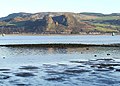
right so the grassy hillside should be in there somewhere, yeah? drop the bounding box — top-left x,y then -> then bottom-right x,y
0,12 -> 120,34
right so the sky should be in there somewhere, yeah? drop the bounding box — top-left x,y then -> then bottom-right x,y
0,0 -> 120,17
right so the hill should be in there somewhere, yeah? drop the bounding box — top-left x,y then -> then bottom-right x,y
0,12 -> 120,34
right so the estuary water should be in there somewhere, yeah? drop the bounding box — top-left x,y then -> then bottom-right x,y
0,35 -> 120,86
0,35 -> 120,45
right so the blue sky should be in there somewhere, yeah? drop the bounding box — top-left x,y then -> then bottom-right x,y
0,0 -> 120,17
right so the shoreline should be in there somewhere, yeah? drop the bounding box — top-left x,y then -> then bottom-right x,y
1,33 -> 120,36
1,43 -> 120,47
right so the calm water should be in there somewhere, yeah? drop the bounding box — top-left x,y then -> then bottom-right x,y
0,35 -> 120,45
0,35 -> 120,86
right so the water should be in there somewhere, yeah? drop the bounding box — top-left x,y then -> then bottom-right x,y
0,35 -> 120,45
0,35 -> 120,86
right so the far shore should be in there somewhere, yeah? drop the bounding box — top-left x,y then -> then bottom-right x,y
1,33 -> 120,36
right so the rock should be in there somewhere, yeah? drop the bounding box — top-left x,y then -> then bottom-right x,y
107,54 -> 110,56
91,65 -> 96,68
94,55 -> 97,57
86,48 -> 89,50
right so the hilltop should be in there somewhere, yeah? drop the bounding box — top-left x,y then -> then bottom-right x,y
0,12 -> 120,34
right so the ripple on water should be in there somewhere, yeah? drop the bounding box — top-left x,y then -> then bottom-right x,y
44,75 -> 65,82
19,66 -> 39,70
0,69 -> 10,71
1,58 -> 120,86
14,72 -> 36,77
0,74 -> 11,80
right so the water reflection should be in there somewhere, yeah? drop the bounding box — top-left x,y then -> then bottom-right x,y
0,46 -> 120,86
0,46 -> 120,58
